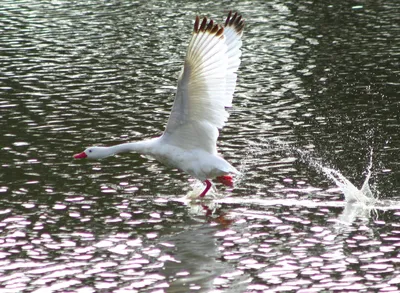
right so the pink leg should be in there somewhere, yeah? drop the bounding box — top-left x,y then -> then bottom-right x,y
216,175 -> 233,187
199,179 -> 212,198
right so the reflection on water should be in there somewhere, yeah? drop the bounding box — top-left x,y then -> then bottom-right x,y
1,0 -> 400,292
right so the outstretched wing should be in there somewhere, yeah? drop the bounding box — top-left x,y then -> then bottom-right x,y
162,12 -> 244,153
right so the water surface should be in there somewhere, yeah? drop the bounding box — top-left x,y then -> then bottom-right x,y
1,0 -> 400,292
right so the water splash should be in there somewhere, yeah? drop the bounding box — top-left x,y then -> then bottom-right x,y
295,146 -> 376,205
321,150 -> 374,204
235,142 -> 260,187
259,137 -> 377,204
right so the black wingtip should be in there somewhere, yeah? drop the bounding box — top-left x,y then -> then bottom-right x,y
225,11 -> 245,35
193,15 -> 224,38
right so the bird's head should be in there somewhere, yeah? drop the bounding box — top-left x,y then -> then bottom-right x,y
73,146 -> 111,160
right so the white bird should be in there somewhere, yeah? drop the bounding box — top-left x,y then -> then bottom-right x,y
74,12 -> 245,198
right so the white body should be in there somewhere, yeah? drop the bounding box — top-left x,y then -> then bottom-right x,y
86,138 -> 237,181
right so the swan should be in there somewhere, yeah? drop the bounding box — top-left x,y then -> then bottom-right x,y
74,12 -> 245,198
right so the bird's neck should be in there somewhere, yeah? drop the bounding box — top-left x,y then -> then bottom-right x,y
109,139 -> 158,156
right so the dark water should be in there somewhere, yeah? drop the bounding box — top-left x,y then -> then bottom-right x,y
1,0 -> 400,292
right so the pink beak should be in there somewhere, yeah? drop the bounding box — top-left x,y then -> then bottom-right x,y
73,152 -> 87,159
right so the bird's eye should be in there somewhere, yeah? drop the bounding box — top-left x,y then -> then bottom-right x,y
89,150 -> 92,153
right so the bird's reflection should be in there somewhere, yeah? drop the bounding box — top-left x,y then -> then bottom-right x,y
201,204 -> 235,229
159,205 -> 238,292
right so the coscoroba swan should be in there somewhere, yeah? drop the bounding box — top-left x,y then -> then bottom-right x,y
74,12 -> 245,198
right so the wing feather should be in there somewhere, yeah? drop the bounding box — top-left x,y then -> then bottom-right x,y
162,12 -> 244,153
223,11 -> 244,107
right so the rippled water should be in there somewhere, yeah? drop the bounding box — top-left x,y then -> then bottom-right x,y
1,0 -> 400,292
